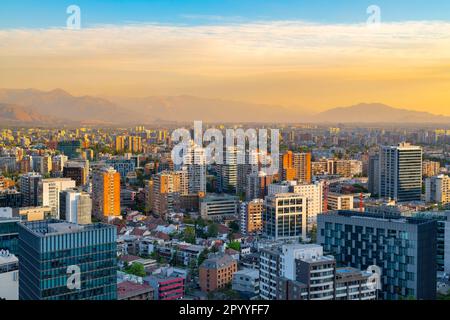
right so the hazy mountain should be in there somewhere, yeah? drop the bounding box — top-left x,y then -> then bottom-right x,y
0,89 -> 448,124
313,103 -> 450,123
104,95 -> 310,123
0,103 -> 57,124
0,88 -> 129,124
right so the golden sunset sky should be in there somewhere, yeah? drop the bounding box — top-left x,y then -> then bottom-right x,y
1,20 -> 450,114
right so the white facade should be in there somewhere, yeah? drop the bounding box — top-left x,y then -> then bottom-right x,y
0,207 -> 13,218
280,244 -> 324,280
292,181 -> 324,227
41,178 -> 76,219
0,251 -> 19,300
425,174 -> 450,205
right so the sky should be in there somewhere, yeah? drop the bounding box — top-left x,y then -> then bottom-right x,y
0,0 -> 450,115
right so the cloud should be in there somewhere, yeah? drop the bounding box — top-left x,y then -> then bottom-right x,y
0,20 -> 449,113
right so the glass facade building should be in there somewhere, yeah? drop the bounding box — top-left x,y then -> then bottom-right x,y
318,211 -> 437,300
0,217 -> 20,256
18,219 -> 117,300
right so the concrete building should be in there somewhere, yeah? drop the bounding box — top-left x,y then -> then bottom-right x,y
0,250 -> 19,300
92,167 -> 121,219
425,174 -> 450,206
240,199 -> 263,235
199,254 -> 238,292
14,206 -> 52,221
327,192 -> 354,211
292,181 -> 324,227
19,172 -> 42,207
60,189 -> 92,225
232,268 -> 260,298
379,143 -> 422,202
422,160 -> 441,178
200,194 -> 239,221
368,154 -> 380,197
263,193 -> 307,241
40,178 -> 76,219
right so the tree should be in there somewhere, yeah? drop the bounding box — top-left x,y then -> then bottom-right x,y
198,248 -> 209,266
124,262 -> 146,277
183,226 -> 196,244
227,241 -> 241,251
206,223 -> 219,238
228,221 -> 240,233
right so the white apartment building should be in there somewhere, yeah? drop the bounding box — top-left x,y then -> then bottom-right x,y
40,178 -> 76,219
425,174 -> 450,206
292,181 -> 324,227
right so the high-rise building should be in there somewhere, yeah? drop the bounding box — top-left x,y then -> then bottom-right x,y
57,140 -> 82,159
293,152 -> 312,183
0,216 -> 20,255
368,154 -> 380,197
425,174 -> 450,206
52,154 -> 68,175
292,181 -> 324,228
18,220 -> 117,300
263,193 -> 307,241
379,143 -> 422,202
183,144 -> 207,195
422,160 -> 441,177
152,171 -> 182,218
92,167 -> 121,218
115,136 -> 125,152
218,146 -> 238,194
19,172 -> 42,207
240,199 -> 263,235
318,211 -> 437,300
60,189 -> 92,225
40,178 -> 76,219
127,136 -> 142,153
63,162 -> 87,187
279,151 -> 296,181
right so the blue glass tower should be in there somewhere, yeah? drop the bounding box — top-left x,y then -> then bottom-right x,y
18,219 -> 117,300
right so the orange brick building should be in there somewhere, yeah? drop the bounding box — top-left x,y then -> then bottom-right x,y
199,254 -> 237,292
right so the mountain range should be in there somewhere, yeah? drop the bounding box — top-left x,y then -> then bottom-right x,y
0,88 -> 448,125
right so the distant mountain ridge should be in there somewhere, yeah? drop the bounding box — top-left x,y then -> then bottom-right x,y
0,103 -> 59,124
313,103 -> 450,123
0,88 -> 448,124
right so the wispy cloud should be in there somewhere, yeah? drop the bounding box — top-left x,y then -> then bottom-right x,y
0,20 -> 449,113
